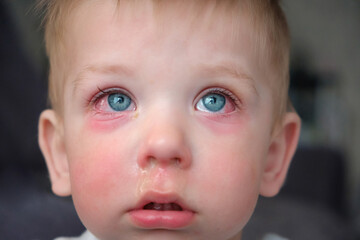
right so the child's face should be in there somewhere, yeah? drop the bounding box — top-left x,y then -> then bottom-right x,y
40,1 -> 299,240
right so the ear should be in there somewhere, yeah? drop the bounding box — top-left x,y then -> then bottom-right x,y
260,112 -> 301,197
38,110 -> 71,196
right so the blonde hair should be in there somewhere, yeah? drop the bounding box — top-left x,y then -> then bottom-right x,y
37,0 -> 290,125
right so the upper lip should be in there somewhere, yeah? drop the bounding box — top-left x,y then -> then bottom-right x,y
129,191 -> 194,212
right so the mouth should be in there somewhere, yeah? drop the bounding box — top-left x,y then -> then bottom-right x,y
143,202 -> 183,211
128,192 -> 195,229
132,191 -> 190,212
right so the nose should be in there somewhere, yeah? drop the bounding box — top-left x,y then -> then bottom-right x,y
137,115 -> 192,170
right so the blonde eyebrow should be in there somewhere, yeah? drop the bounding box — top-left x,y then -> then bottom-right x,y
72,64 -> 134,94
197,63 -> 259,96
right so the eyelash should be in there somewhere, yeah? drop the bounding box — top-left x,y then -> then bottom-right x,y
200,87 -> 242,109
90,87 -> 113,105
88,86 -> 241,110
88,87 -> 135,109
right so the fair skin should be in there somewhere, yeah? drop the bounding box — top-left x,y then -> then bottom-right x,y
39,1 -> 300,240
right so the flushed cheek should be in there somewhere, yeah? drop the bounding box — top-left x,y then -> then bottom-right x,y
207,165 -> 259,231
201,156 -> 260,199
67,143 -> 137,227
86,113 -> 134,132
192,143 -> 262,230
66,122 -> 139,193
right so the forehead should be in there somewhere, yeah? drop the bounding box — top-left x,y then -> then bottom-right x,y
64,0 -> 264,77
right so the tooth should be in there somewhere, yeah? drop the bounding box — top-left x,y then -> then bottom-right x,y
153,203 -> 163,211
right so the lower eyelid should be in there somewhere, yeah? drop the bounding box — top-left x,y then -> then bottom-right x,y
89,111 -> 131,122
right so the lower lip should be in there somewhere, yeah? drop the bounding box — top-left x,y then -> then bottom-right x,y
129,209 -> 195,229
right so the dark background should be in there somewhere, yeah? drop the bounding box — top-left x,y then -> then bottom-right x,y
1,0 -> 359,239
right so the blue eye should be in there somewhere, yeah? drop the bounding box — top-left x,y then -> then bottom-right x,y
108,93 -> 132,111
201,93 -> 225,112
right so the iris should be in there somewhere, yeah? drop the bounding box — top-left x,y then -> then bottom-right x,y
108,93 -> 132,111
202,93 -> 225,112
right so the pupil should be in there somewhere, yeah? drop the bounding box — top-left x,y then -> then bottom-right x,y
115,96 -> 124,103
205,97 -> 216,105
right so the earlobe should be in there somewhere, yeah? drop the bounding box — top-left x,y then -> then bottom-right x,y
38,110 -> 71,196
260,112 -> 301,197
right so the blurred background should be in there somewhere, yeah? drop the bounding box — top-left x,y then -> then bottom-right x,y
0,0 -> 359,239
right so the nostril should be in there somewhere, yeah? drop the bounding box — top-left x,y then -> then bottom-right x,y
148,157 -> 181,167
